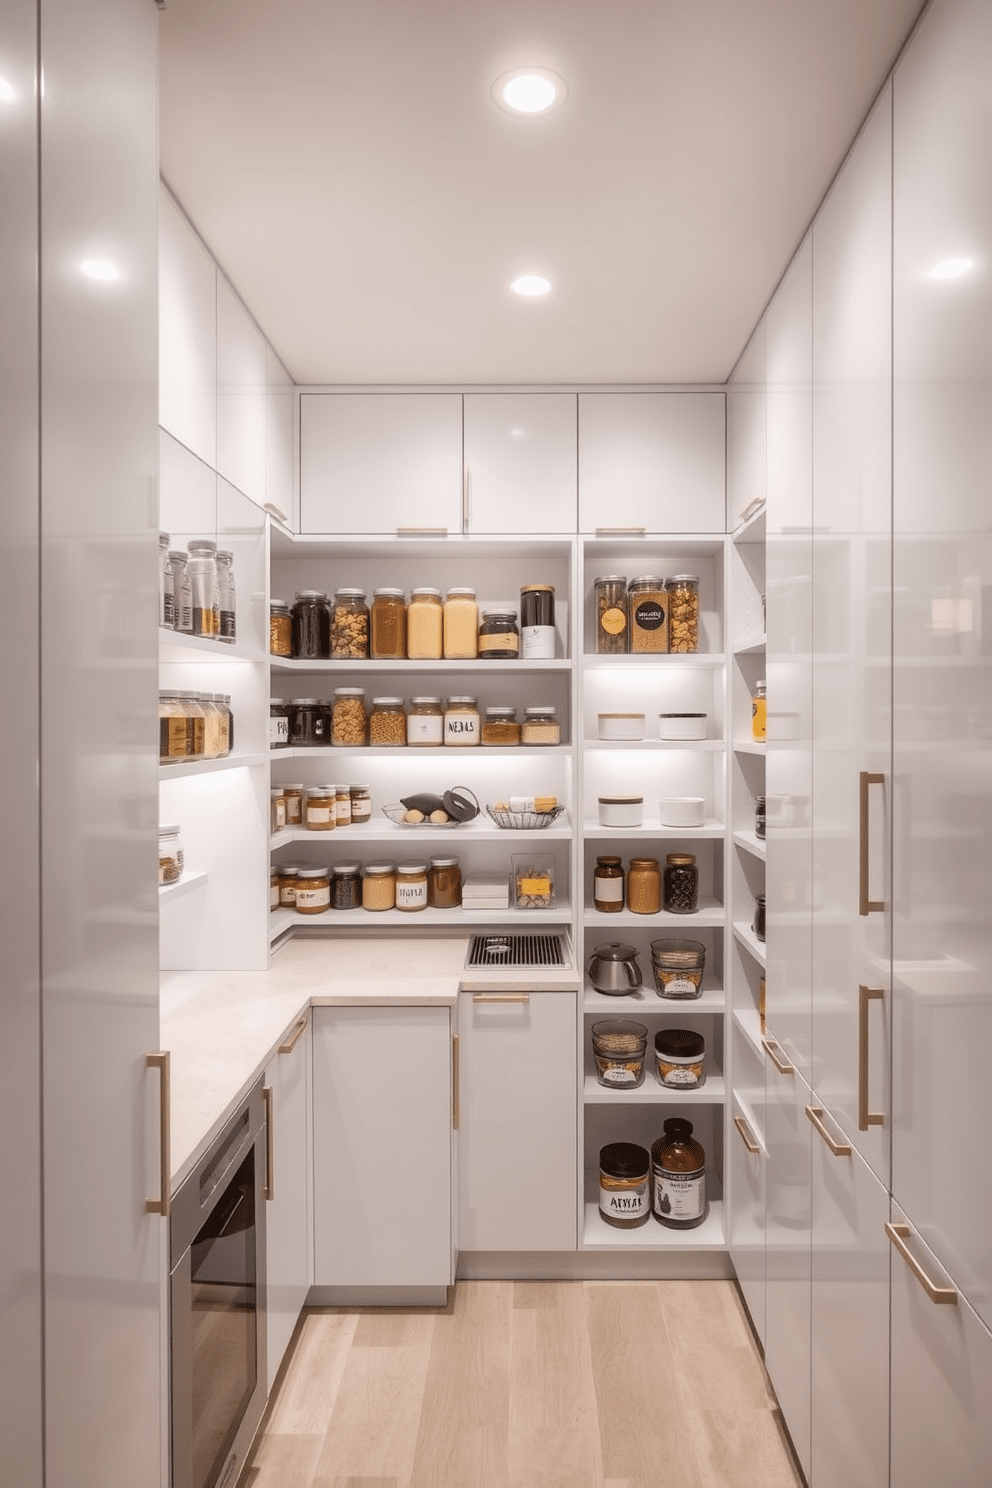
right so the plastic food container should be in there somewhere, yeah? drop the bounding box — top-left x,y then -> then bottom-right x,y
598,713 -> 645,741
659,712 -> 707,741
591,1020 -> 648,1089
658,796 -> 705,827
654,1028 -> 706,1088
598,795 -> 644,827
651,938 -> 706,998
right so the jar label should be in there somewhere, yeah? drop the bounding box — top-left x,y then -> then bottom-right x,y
634,599 -> 666,631
521,624 -> 556,659
653,1167 -> 705,1221
286,798 -> 303,825
599,1180 -> 648,1220
335,803 -> 352,825
662,977 -> 697,996
396,880 -> 428,909
272,801 -> 286,830
270,882 -> 280,909
307,806 -> 333,825
659,1064 -> 702,1086
601,1064 -> 639,1085
444,717 -> 479,743
280,885 -> 297,906
600,606 -> 627,636
296,885 -> 330,910
407,715 -> 443,744
479,632 -> 518,653
594,877 -> 624,903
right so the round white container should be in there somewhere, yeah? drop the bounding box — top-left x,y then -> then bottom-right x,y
598,795 -> 644,827
598,713 -> 646,741
658,796 -> 705,827
659,712 -> 707,741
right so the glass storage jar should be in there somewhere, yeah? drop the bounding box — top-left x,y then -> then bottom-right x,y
591,1021 -> 648,1089
651,1118 -> 706,1229
159,691 -> 191,763
650,938 -> 706,999
335,784 -> 352,826
331,587 -> 370,658
665,575 -> 700,653
158,824 -> 184,885
628,576 -> 669,653
159,532 -> 174,629
443,587 -> 478,659
407,697 -> 444,746
595,575 -> 629,654
663,853 -> 699,914
216,549 -> 236,642
480,707 -> 521,746
283,783 -> 304,828
270,786 -> 287,834
752,680 -> 767,741
443,696 -> 480,747
182,693 -> 207,759
199,695 -> 226,760
654,1028 -> 706,1088
407,587 -> 443,659
755,794 -> 766,839
214,693 -> 234,755
520,583 -> 556,659
270,866 -> 280,911
277,864 -> 301,908
428,857 -> 462,908
187,540 -> 220,638
349,784 -> 372,823
168,550 -> 193,634
627,858 -> 662,915
269,599 -> 292,656
395,861 -> 429,912
331,862 -> 362,910
599,1142 -> 651,1228
289,698 -> 329,748
270,698 -> 290,749
478,610 -> 520,659
362,862 -> 396,912
594,856 -> 625,913
370,588 -> 407,660
304,785 -> 337,831
521,706 -> 560,746
331,687 -> 367,746
368,697 -> 406,747
295,867 -> 331,916
753,893 -> 766,942
291,590 -> 330,659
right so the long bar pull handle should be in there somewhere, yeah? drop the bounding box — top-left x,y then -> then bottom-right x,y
859,985 -> 886,1130
805,1105 -> 852,1157
886,1222 -> 957,1304
145,1051 -> 171,1217
395,527 -> 449,537
859,771 -> 886,915
471,993 -> 530,1003
734,1115 -> 760,1154
762,1037 -> 795,1075
595,526 -> 646,536
263,1086 -> 274,1201
279,1015 -> 308,1055
452,1033 -> 460,1130
462,467 -> 471,533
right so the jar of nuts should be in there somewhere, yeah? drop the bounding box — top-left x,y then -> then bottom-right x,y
368,697 -> 406,746
331,588 -> 370,659
331,687 -> 368,746
665,575 -> 700,653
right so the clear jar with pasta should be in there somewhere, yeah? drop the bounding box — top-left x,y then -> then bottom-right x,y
443,587 -> 478,659
304,785 -> 337,831
362,862 -> 396,912
407,697 -> 443,746
295,867 -> 331,915
407,587 -> 443,659
331,588 -> 370,659
665,575 -> 700,653
331,687 -> 368,746
370,588 -> 407,660
368,697 -> 407,746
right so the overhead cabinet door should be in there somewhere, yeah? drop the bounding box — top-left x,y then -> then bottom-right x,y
578,392 -> 725,533
463,393 -> 577,533
300,392 -> 463,534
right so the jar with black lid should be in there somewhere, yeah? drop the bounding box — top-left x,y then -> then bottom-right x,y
755,794 -> 766,840
663,853 -> 698,914
594,856 -> 625,913
478,611 -> 520,659
654,1028 -> 706,1089
289,697 -> 329,748
291,590 -> 330,659
270,698 -> 290,749
520,584 -> 556,659
599,1142 -> 650,1228
331,862 -> 362,910
753,893 -> 766,942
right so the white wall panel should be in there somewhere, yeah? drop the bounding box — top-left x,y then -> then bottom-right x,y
159,188 -> 217,466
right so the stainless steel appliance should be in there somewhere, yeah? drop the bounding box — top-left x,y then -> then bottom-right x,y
171,1081 -> 267,1488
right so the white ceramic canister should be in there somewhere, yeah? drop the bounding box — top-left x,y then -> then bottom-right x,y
598,795 -> 644,828
598,713 -> 646,741
659,712 -> 707,741
658,796 -> 705,827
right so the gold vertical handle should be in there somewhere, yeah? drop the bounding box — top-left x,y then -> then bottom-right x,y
886,1223 -> 957,1304
145,1052 -> 171,1217
734,1115 -> 760,1154
805,1104 -> 852,1156
859,771 -> 886,915
859,985 -> 885,1130
452,1033 -> 460,1130
762,1037 -> 795,1075
471,993 -> 530,1003
462,467 -> 470,533
278,1016 -> 308,1055
263,1086 -> 274,1201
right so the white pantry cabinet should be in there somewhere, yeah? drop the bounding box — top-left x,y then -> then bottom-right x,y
264,1014 -> 312,1391
159,188 -> 217,467
463,392 -> 577,533
216,275 -> 267,507
457,991 -> 577,1252
311,1005 -> 455,1298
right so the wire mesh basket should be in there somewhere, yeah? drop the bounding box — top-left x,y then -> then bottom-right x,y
486,804 -> 566,831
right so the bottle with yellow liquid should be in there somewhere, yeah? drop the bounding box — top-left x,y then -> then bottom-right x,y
752,679 -> 767,742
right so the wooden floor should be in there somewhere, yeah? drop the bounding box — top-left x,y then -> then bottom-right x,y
243,1281 -> 805,1488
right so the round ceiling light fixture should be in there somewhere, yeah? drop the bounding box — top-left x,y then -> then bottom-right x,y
492,67 -> 567,116
510,274 -> 553,298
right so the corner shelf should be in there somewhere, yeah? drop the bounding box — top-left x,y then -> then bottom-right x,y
158,870 -> 207,904
732,920 -> 767,966
160,751 -> 269,779
732,829 -> 766,860
581,1199 -> 726,1251
583,986 -> 726,1014
583,1074 -> 726,1104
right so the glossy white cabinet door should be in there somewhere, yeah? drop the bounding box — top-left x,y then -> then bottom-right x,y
809,1107 -> 889,1488
728,1035 -> 767,1346
312,1007 -> 453,1290
810,86 -> 892,1184
264,1015 -> 311,1391
300,392 -> 463,534
217,275 -> 267,506
265,347 -> 294,523
457,992 -> 577,1252
463,392 -> 577,533
577,392 -> 726,533
727,320 -> 767,529
889,1201 -> 992,1488
159,187 -> 217,466
892,0 -> 992,1330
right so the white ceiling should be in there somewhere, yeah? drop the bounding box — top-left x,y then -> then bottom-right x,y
158,0 -> 924,387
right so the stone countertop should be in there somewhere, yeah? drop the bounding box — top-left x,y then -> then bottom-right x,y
161,935 -> 579,1192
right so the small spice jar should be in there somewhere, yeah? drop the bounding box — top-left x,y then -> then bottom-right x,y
595,575 -> 629,654
663,853 -> 699,914
594,856 -> 626,913
362,862 -> 396,912
270,786 -> 287,834
752,680 -> 767,742
269,599 -> 292,657
158,824 -> 184,885
443,587 -> 478,659
277,863 -> 301,908
289,698 -> 329,748
407,696 -> 444,746
654,1028 -> 706,1089
599,1142 -> 651,1228
395,861 -> 429,912
368,697 -> 407,746
520,583 -> 556,659
331,862 -> 361,910
407,587 -> 443,659
591,1020 -> 648,1089
444,696 -> 480,746
370,587 -> 407,659
755,794 -> 766,840
521,706 -> 561,746
304,785 -> 337,831
628,857 -> 662,915
270,866 -> 280,911
665,575 -> 700,653
428,856 -> 462,909
335,784 -> 352,827
481,706 -> 521,746
753,893 -> 766,942
628,576 -> 669,653
478,610 -> 520,659
282,783 -> 304,828
349,784 -> 372,823
651,1118 -> 706,1229
331,588 -> 370,659
331,687 -> 368,746
291,590 -> 330,659
295,867 -> 331,915
269,698 -> 290,749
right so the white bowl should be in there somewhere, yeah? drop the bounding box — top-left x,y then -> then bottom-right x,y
598,795 -> 644,827
658,796 -> 705,827
659,712 -> 707,741
598,712 -> 645,741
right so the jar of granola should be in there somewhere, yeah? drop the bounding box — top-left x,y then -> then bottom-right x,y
665,575 -> 700,653
407,587 -> 443,659
368,697 -> 407,746
443,587 -> 478,659
331,588 -> 369,659
407,697 -> 444,746
331,687 -> 367,746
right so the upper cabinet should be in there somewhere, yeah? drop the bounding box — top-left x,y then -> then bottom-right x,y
463,392 -> 577,533
159,189 -> 217,466
578,392 -> 726,534
300,392 -> 463,534
266,348 -> 294,523
216,276 -> 267,507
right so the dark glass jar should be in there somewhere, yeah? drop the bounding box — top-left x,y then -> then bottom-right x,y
291,590 -> 330,659
651,1118 -> 706,1229
753,894 -> 766,942
594,856 -> 625,913
599,1142 -> 650,1228
478,610 -> 520,659
288,697 -> 329,748
428,856 -> 462,909
520,583 -> 556,659
331,862 -> 362,910
755,794 -> 766,840
663,853 -> 698,914
270,698 -> 290,749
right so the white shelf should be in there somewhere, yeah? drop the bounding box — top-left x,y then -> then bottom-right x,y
584,1074 -> 725,1104
583,986 -> 726,1013
732,829 -> 766,860
732,1006 -> 765,1057
584,818 -> 724,839
582,653 -> 725,671
270,656 -> 572,673
733,635 -> 766,656
158,870 -> 207,904
581,1199 -> 726,1251
271,903 -> 573,940
583,739 -> 725,751
732,504 -> 766,545
159,631 -> 261,664
733,739 -> 766,756
732,920 -> 767,966
160,750 -> 268,779
270,819 -> 573,847
583,899 -> 725,929
271,744 -> 572,759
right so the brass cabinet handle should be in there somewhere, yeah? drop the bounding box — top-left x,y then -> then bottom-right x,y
734,1115 -> 760,1154
595,526 -> 646,536
462,467 -> 471,533
762,1037 -> 795,1075
452,1033 -> 460,1130
278,1015 -> 308,1055
396,527 -> 448,536
859,771 -> 886,915
886,1222 -> 957,1304
859,985 -> 886,1130
471,993 -> 530,1003
263,1086 -> 274,1201
806,1104 -> 852,1157
145,1052 -> 171,1217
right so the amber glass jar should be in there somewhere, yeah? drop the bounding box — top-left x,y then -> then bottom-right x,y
628,858 -> 662,915
305,785 -> 336,831
651,1118 -> 706,1229
428,856 -> 462,909
295,867 -> 331,915
282,783 -> 304,828
370,588 -> 407,659
663,853 -> 698,914
481,707 -> 521,746
335,784 -> 352,827
594,856 -> 625,913
349,784 -> 372,823
478,610 -> 520,659
599,1142 -> 651,1228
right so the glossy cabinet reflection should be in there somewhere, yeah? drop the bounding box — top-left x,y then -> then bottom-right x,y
264,1016 -> 311,1391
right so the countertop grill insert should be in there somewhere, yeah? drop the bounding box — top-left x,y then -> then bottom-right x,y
467,933 -> 565,968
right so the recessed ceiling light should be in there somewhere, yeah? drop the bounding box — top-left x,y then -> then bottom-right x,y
80,259 -> 121,282
492,68 -> 567,116
0,77 -> 17,104
929,257 -> 974,279
510,274 -> 552,298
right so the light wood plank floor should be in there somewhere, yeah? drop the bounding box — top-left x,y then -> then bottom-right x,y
243,1282 -> 806,1488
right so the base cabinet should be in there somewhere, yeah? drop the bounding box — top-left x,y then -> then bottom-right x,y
457,991 -> 577,1252
264,1014 -> 311,1391
312,1005 -> 454,1292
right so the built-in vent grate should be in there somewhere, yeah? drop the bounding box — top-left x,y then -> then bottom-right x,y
467,933 -> 565,967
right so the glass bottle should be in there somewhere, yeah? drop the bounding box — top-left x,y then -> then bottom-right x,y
168,551 -> 193,634
651,1118 -> 706,1229
159,532 -> 175,629
627,857 -> 661,915
594,856 -> 625,913
663,853 -> 698,914
216,548 -> 236,642
520,583 -> 556,659
187,539 -> 221,638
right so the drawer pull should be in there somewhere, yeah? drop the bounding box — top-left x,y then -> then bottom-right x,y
471,993 -> 530,1003
886,1223 -> 957,1304
263,1086 -> 274,1201
595,526 -> 646,536
396,527 -> 448,536
858,985 -> 885,1130
734,1115 -> 760,1154
805,1105 -> 851,1157
145,1051 -> 171,1218
452,1033 -> 460,1130
278,1016 -> 308,1055
762,1037 -> 794,1075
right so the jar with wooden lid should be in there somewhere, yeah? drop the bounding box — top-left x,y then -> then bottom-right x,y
282,783 -> 304,828
478,610 -> 519,659
277,864 -> 301,908
594,856 -> 625,913
305,785 -> 337,831
331,687 -> 367,746
368,697 -> 406,746
270,786 -> 287,834
595,575 -> 628,654
599,1142 -> 650,1228
395,861 -> 429,912
428,857 -> 462,909
331,862 -> 361,910
444,696 -> 480,747
628,576 -> 669,653
651,1118 -> 706,1228
291,590 -> 330,659
407,588 -> 443,659
665,575 -> 700,653
627,858 -> 661,915
362,862 -> 396,912
295,867 -> 331,915
331,587 -> 369,659
663,853 -> 698,914
407,697 -> 443,746
269,599 -> 292,657
349,784 -> 372,823
521,706 -> 560,746
481,707 -> 520,746
334,784 -> 352,826
443,587 -> 478,659
370,588 -> 407,660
